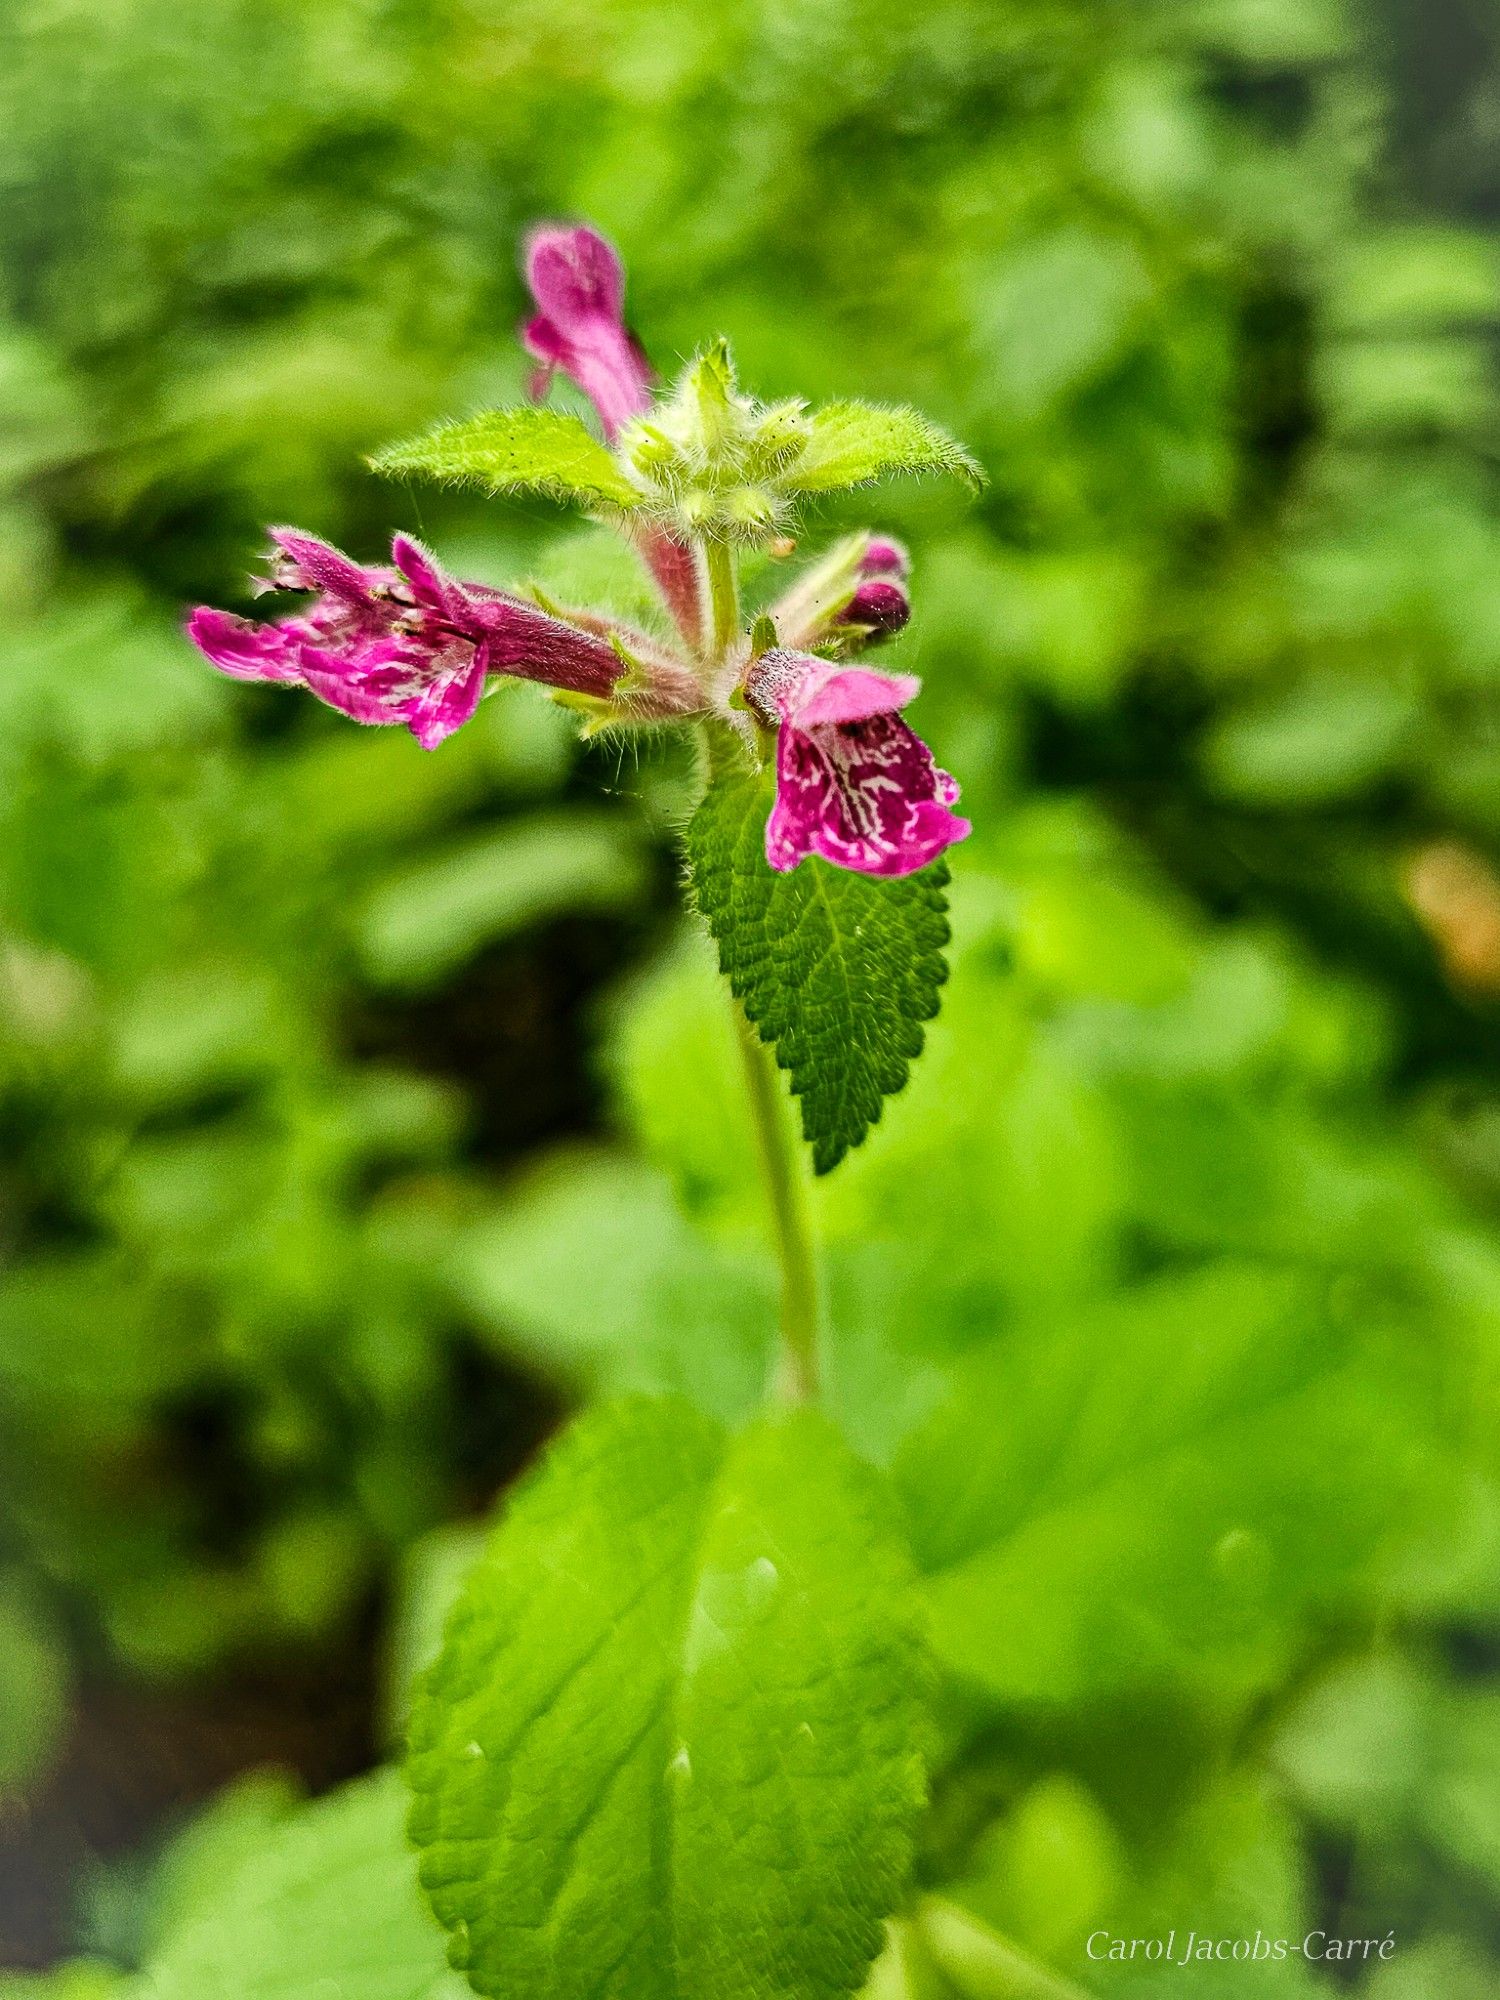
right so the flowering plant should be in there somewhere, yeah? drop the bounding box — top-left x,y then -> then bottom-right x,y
186,223 -> 985,2000
192,225 -> 973,875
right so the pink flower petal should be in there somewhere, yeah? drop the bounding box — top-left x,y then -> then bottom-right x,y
403,647 -> 490,751
757,648 -> 969,878
524,225 -> 626,328
186,607 -> 304,683
391,534 -> 462,620
789,661 -> 922,730
266,528 -> 371,602
297,640 -> 419,727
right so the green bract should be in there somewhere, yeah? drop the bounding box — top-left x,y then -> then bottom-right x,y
370,345 -> 981,546
370,409 -> 643,510
782,402 -> 987,497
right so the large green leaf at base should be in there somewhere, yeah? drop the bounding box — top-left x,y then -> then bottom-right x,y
685,751 -> 952,1174
406,1397 -> 928,2000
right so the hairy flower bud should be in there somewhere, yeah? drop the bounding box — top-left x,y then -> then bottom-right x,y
860,538 -> 910,580
839,575 -> 910,642
769,532 -> 913,653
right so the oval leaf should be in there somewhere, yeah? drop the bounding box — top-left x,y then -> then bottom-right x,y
406,1396 -> 928,2000
685,749 -> 952,1174
140,1770 -> 460,2000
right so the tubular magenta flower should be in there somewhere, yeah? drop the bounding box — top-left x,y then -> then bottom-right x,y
522,222 -> 703,647
187,528 -> 679,750
746,647 -> 970,877
521,224 -> 652,443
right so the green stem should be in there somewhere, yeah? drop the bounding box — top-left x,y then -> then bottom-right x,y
733,996 -> 821,1403
916,1899 -> 1096,2000
704,536 -> 740,661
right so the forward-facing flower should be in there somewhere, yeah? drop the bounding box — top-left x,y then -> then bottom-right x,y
745,647 -> 970,877
521,225 -> 653,442
188,529 -> 660,749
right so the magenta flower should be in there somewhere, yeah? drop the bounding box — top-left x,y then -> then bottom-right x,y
521,224 -> 653,443
746,647 -> 970,877
188,528 -> 632,750
521,223 -> 703,647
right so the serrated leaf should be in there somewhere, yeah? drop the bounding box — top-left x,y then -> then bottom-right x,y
406,1396 -> 928,2000
782,403 -> 984,496
685,753 -> 952,1173
370,408 -> 642,509
138,1769 -> 462,2000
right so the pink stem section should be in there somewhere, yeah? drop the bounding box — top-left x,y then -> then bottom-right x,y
637,529 -> 704,650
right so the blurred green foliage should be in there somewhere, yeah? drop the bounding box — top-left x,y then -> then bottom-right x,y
5,0 -> 1500,1989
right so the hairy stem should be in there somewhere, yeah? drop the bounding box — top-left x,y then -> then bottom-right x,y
733,995 -> 821,1403
704,536 -> 740,661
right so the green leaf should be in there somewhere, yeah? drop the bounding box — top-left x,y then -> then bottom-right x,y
684,750 -> 952,1174
141,1770 -> 303,1956
0,1968 -> 124,2000
370,408 -> 642,509
447,1150 -> 776,1421
406,1396 -> 928,2000
357,812 -> 650,989
0,1569 -> 68,1796
781,402 -> 984,496
606,932 -> 767,1230
895,1264 -> 1457,1706
139,1769 -> 462,2000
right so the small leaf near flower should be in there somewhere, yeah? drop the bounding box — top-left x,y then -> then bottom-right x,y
370,407 -> 642,510
782,402 -> 985,496
686,742 -> 952,1174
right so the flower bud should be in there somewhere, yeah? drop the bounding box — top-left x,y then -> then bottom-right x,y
839,574 -> 910,642
860,537 -> 909,580
769,531 -> 913,652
